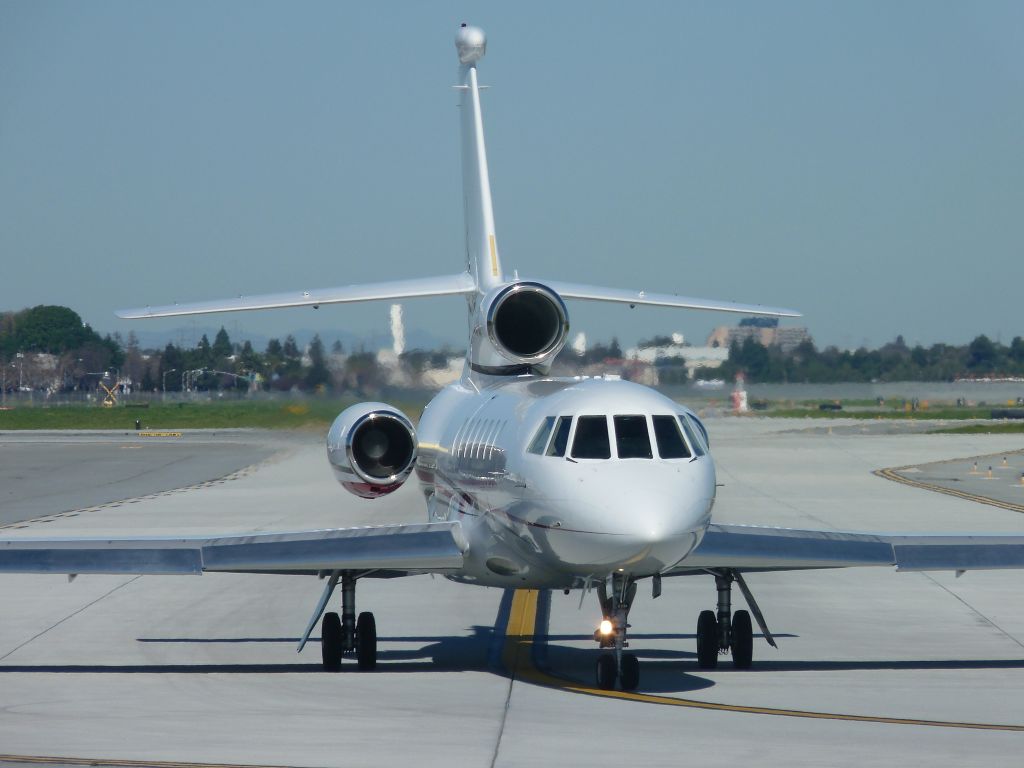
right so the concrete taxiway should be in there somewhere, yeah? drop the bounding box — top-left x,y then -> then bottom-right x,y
1,421 -> 1024,767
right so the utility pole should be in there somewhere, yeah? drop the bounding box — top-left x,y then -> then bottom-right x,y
162,368 -> 178,400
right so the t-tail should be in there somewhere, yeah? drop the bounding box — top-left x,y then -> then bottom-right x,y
455,24 -> 503,292
116,24 -> 801,378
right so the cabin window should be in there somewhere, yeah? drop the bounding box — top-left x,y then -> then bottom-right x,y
614,415 -> 653,459
677,415 -> 706,457
652,415 -> 691,459
546,415 -> 573,457
572,415 -> 611,459
527,416 -> 556,455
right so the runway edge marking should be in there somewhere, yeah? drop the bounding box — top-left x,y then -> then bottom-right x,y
501,589 -> 1024,731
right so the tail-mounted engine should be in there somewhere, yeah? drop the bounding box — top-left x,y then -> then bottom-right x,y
469,281 -> 570,375
327,403 -> 417,499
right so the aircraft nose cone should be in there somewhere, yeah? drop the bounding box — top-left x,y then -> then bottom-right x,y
619,492 -> 706,544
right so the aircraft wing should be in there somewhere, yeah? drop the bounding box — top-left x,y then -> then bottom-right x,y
541,280 -> 802,318
672,523 -> 1024,573
0,522 -> 467,577
116,273 -> 477,319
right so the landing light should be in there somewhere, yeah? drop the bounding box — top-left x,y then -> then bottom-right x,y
599,619 -> 613,636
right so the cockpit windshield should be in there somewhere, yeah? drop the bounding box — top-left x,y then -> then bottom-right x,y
652,415 -> 690,459
613,415 -> 652,459
572,416 -> 611,459
529,412 -> 705,461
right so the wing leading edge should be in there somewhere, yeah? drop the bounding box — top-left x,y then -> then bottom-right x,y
674,523 -> 1024,574
0,522 -> 467,576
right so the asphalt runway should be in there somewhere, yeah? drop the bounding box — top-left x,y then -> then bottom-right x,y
2,420 -> 1024,767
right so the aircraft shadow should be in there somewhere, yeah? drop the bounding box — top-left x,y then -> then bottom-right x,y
8,599 -> 1020,687
732,658 -> 1024,673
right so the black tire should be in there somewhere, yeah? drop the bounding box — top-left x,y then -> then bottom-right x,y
321,612 -> 342,672
356,611 -> 377,671
696,609 -> 719,670
596,653 -> 617,690
731,610 -> 753,670
619,652 -> 640,691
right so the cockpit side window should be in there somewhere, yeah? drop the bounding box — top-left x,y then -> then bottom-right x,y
677,415 -> 706,457
653,415 -> 691,459
546,415 -> 573,457
527,416 -> 556,455
571,415 -> 611,459
614,415 -> 653,459
690,415 -> 710,450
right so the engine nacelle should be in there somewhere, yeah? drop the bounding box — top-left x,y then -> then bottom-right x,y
327,403 -> 418,499
469,281 -> 570,375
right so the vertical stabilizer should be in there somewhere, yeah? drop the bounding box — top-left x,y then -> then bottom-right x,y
455,25 -> 503,292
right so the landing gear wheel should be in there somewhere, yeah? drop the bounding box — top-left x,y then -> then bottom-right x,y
731,609 -> 753,669
596,653 -> 617,690
619,652 -> 640,691
696,609 -> 719,670
321,611 -> 342,672
356,611 -> 377,671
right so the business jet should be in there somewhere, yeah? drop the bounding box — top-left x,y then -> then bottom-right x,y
4,25 -> 1024,692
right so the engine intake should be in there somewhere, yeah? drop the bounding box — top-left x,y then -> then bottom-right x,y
327,403 -> 417,499
485,282 -> 569,365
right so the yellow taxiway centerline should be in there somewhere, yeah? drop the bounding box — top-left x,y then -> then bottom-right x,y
503,589 -> 1024,731
875,462 -> 1024,515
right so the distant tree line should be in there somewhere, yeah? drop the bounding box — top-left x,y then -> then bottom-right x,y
700,334 -> 1024,383
5,305 -> 1024,392
1,306 -> 125,392
0,305 -> 458,396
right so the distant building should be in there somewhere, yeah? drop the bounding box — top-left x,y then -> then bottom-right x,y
706,317 -> 811,354
625,338 -> 729,379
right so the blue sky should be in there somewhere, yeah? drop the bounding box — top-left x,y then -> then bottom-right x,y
2,2 -> 1022,352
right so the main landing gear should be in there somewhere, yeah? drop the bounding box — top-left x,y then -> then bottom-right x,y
321,572 -> 377,672
593,574 -> 640,691
695,570 -> 775,670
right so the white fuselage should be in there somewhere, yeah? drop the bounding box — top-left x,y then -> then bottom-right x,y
415,374 -> 716,589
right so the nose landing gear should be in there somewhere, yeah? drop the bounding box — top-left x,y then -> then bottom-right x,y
593,574 -> 640,691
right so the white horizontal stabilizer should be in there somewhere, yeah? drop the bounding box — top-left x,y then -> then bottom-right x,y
541,280 -> 801,318
116,272 -> 477,319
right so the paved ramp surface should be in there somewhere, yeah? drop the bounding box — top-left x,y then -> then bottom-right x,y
2,421 -> 1024,767
0,431 -> 278,527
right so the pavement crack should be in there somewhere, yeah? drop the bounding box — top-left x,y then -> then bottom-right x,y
489,672 -> 514,768
0,576 -> 142,663
715,460 -> 837,530
919,572 -> 1024,650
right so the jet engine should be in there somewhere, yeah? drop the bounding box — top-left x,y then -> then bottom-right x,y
469,281 -> 570,375
327,403 -> 418,499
